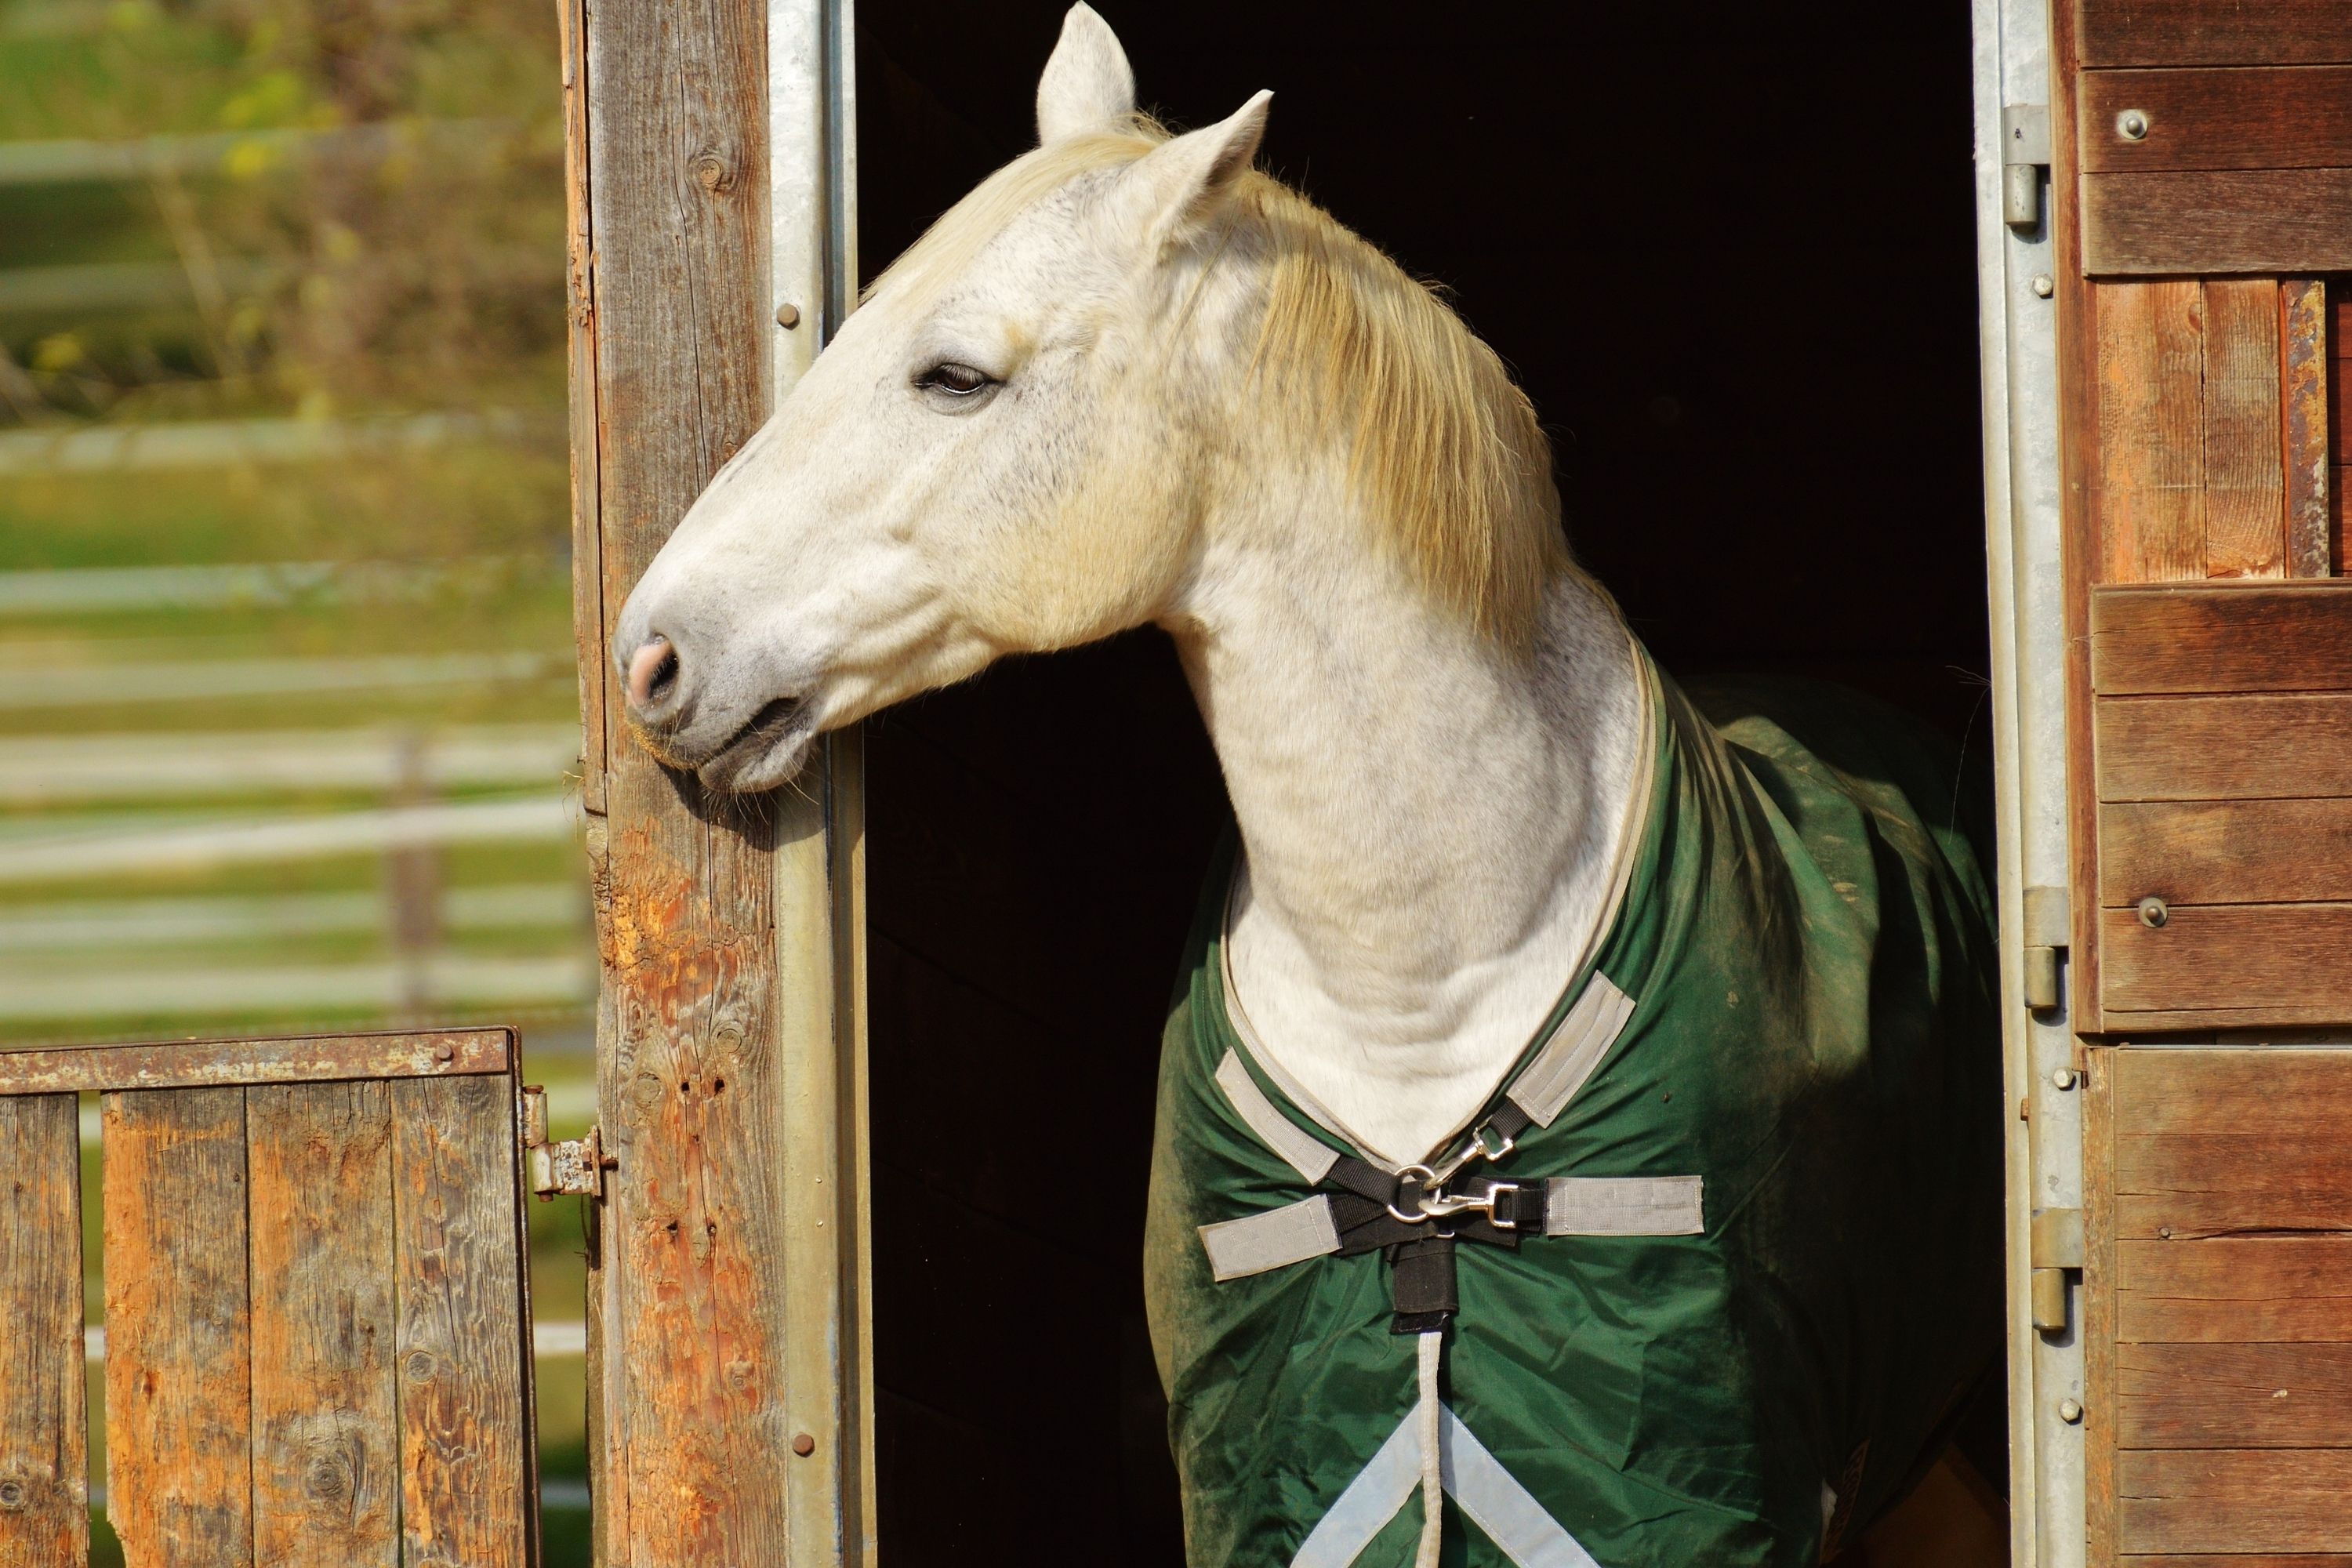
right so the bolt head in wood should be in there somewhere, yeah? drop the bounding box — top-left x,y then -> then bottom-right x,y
2031,274 -> 2055,299
2136,895 -> 2168,929
2050,1067 -> 2077,1091
775,302 -> 802,329
2115,109 -> 2149,141
2058,1398 -> 2083,1424
791,1432 -> 817,1457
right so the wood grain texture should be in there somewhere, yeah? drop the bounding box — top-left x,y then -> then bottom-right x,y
2201,279 -> 2287,576
2118,1236 -> 2352,1341
575,0 -> 797,1554
2080,67 -> 2352,172
2282,279 -> 2332,576
101,1088 -> 252,1567
2089,581 -> 2352,693
2100,797 -> 2352,905
2114,1048 -> 2352,1137
390,1073 -> 531,1567
2086,1047 -> 2121,1566
0,1027 -> 510,1095
2094,279 -> 2207,580
2084,169 -> 2352,275
0,1091 -> 88,1566
2118,1131 -> 2352,1238
2120,1559 -> 2352,1566
2079,0 -> 2352,67
2118,1448 -> 2352,1552
2095,694 -> 2352,800
2103,903 -> 2352,1018
2121,1343 -> 2352,1450
247,1080 -> 399,1568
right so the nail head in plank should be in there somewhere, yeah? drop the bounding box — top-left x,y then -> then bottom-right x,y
392,1073 -> 532,1566
102,1088 -> 254,1567
0,1026 -> 511,1096
0,1092 -> 88,1566
248,1080 -> 400,1568
2079,68 -> 2352,173
2090,581 -> 2352,694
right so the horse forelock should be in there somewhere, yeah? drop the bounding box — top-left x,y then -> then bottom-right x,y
866,115 -> 1573,652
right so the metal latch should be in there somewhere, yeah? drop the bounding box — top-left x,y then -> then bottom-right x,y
2029,1206 -> 2084,1333
2001,103 -> 2050,231
2023,884 -> 2068,1014
522,1084 -> 609,1200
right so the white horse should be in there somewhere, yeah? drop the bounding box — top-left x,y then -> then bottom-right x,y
616,11 -> 2004,1564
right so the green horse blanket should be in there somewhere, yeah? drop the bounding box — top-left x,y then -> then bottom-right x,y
1145,653 -> 2004,1566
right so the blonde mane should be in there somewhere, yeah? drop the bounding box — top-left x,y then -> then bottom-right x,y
869,118 -> 1571,648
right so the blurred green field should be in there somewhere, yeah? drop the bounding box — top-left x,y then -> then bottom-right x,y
3,0 -> 593,1551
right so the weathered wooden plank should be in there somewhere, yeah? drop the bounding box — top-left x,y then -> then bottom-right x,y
2283,279 -> 2332,577
0,1027 -> 510,1096
2100,798 -> 2352,906
390,1073 -> 532,1566
101,1087 -> 252,1566
2114,1047 -> 2352,1138
2096,694 -> 2352,801
2079,0 -> 2352,67
2080,67 -> 2352,172
2118,1236 -> 2352,1341
2102,903 -> 2352,1018
2118,1448 -> 2352,1553
2118,1131 -> 2352,1238
247,1080 -> 399,1568
2202,278 -> 2288,577
2093,280 -> 2206,580
0,1092 -> 88,1566
2121,1343 -> 2352,1449
2090,582 -> 2352,693
576,0 -> 797,1550
2085,1047 -> 2121,1567
559,0 -> 604,819
2122,1558 -> 2352,1566
2084,170 -> 2352,276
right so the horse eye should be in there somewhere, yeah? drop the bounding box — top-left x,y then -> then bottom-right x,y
916,361 -> 998,397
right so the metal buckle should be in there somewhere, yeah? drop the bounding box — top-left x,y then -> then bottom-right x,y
1388,1171 -> 1522,1229
1471,1121 -> 1517,1163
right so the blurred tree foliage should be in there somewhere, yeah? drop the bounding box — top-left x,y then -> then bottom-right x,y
0,0 -> 565,426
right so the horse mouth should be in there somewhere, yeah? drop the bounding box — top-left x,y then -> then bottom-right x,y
696,694 -> 812,791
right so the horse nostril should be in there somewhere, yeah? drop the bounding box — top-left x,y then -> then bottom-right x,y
627,636 -> 681,710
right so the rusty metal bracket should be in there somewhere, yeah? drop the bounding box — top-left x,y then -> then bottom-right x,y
521,1083 -> 608,1200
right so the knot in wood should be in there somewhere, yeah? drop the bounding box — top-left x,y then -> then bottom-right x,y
405,1350 -> 437,1383
691,149 -> 735,193
303,1446 -> 354,1503
0,1477 -> 27,1510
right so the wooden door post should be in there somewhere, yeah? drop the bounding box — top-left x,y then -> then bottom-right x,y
560,0 -> 871,1562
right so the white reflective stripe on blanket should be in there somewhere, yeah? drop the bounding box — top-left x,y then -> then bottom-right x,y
1199,1196 -> 1341,1281
1290,1399 -> 1602,1568
1216,1047 -> 1341,1184
1506,973 -> 1638,1128
1544,1174 -> 1704,1236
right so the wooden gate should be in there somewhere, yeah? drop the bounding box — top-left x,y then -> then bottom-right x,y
0,1027 -> 542,1567
2044,1 -> 2352,1561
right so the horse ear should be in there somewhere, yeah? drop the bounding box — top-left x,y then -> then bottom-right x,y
1118,90 -> 1271,249
1036,5 -> 1137,145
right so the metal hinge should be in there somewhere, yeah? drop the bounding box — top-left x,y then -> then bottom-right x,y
2023,884 -> 2069,1014
2001,103 -> 2050,231
2029,1206 -> 2085,1333
521,1084 -> 609,1200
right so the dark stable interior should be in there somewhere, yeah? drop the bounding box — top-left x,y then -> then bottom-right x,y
855,3 -> 1991,1557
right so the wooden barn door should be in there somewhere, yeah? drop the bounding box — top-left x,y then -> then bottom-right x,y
0,1028 -> 543,1567
2045,2 -> 2352,1562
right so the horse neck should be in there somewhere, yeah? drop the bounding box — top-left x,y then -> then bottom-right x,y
1166,471 -> 1645,1163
